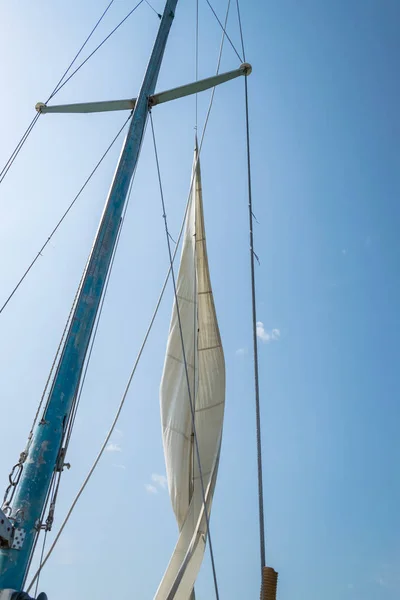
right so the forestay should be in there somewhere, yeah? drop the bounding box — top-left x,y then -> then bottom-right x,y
155,145 -> 225,599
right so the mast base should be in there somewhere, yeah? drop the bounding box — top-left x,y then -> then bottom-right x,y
0,591 -> 47,600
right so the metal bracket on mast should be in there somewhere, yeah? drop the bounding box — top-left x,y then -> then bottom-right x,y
35,63 -> 252,115
0,509 -> 13,548
0,509 -> 25,551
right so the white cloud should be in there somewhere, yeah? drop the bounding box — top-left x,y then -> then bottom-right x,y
236,347 -> 248,356
112,464 -> 126,470
152,473 -> 167,489
145,473 -> 167,494
106,442 -> 122,452
256,322 -> 280,343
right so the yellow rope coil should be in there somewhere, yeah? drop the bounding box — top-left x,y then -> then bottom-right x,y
260,566 -> 278,600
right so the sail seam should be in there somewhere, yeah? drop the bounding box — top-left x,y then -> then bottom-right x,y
194,401 -> 224,413
176,294 -> 196,304
166,354 -> 195,369
198,344 -> 221,352
163,426 -> 191,442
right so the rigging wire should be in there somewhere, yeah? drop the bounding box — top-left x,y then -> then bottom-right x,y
204,0 -> 243,62
0,114 -> 40,186
149,111 -> 220,600
0,0 -> 143,187
2,113 -> 131,516
22,464 -> 58,589
52,0 -> 145,98
34,531 -> 47,598
235,0 -> 246,61
191,213 -> 198,495
1,252 -> 90,515
190,0 -> 200,511
205,0 -> 232,113
0,0 -> 116,185
144,0 -> 162,18
246,70 -> 266,575
0,261 -> 89,515
0,114 -> 132,316
26,0 -> 232,589
47,0 -> 117,102
235,0 -> 267,574
195,0 -> 199,129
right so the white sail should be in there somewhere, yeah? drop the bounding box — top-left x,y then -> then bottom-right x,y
155,146 -> 225,600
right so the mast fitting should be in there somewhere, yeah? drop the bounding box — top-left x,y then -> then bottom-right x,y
240,62 -> 252,75
0,509 -> 25,551
35,65 -> 252,115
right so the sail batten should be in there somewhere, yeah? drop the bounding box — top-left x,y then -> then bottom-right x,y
155,147 -> 225,599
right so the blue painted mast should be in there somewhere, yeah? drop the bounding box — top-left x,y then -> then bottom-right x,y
0,0 -> 178,591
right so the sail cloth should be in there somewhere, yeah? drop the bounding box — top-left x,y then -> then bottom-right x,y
155,146 -> 225,600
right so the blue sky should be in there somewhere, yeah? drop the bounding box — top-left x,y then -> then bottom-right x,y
0,1 -> 399,599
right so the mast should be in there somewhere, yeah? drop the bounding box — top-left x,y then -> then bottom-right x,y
0,0 -> 178,591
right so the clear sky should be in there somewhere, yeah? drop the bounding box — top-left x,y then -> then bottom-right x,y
0,1 -> 399,599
